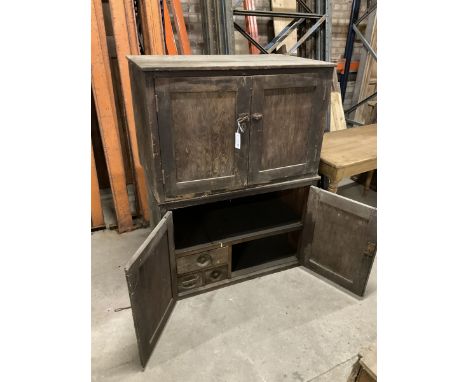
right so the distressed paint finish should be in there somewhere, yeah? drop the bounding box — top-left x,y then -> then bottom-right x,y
156,76 -> 251,197
249,72 -> 331,185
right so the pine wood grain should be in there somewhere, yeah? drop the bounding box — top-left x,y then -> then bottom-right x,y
330,69 -> 346,131
319,124 -> 377,193
271,0 -> 297,52
91,0 -> 133,232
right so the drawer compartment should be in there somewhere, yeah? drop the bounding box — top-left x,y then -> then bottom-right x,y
204,265 -> 228,285
177,272 -> 203,292
176,247 -> 228,274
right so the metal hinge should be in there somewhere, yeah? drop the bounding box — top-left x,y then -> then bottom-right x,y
363,242 -> 377,257
162,169 -> 166,185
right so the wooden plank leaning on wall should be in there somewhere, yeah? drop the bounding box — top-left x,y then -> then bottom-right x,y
109,0 -> 150,222
244,0 -> 260,54
140,0 -> 165,54
91,144 -> 105,228
92,0 -> 133,232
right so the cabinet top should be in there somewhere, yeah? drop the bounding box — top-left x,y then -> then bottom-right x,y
127,55 -> 335,71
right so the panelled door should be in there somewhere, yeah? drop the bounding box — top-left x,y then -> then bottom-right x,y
125,212 -> 177,368
301,187 -> 377,297
156,76 -> 251,198
248,74 -> 329,185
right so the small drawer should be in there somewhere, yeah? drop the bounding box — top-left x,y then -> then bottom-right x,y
204,265 -> 228,285
177,272 -> 203,292
176,247 -> 229,275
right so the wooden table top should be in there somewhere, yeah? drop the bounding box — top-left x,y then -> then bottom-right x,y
320,124 -> 377,169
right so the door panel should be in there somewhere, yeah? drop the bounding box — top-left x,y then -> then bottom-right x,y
301,187 -> 377,296
156,76 -> 251,198
125,212 -> 177,367
249,74 -> 329,185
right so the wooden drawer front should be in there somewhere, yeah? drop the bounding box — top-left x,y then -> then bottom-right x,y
204,265 -> 228,285
177,272 -> 204,292
176,247 -> 228,275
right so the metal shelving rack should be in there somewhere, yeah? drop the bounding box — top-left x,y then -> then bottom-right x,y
230,0 -> 332,60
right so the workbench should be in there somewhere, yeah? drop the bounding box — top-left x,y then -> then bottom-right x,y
319,124 -> 377,193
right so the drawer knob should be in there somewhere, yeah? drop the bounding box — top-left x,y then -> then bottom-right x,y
180,274 -> 200,289
197,254 -> 211,266
252,113 -> 263,121
211,270 -> 220,279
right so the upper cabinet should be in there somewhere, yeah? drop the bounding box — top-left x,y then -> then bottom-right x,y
128,55 -> 334,204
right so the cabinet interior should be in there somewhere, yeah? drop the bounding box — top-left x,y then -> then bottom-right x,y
172,187 -> 309,291
173,187 -> 309,250
231,232 -> 299,276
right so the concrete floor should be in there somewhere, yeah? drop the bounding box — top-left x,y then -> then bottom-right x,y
92,182 -> 376,381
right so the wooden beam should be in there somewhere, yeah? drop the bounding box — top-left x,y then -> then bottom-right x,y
330,69 -> 347,131
170,0 -> 192,54
163,0 -> 178,54
140,0 -> 164,54
243,0 -> 260,54
91,0 -> 133,233
124,0 -> 140,54
91,144 -> 105,228
109,0 -> 150,223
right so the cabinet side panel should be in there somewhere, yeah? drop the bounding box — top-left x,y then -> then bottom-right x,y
129,63 -> 165,224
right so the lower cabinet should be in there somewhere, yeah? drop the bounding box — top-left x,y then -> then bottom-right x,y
124,185 -> 377,368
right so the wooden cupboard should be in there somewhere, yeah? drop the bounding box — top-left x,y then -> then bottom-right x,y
125,56 -> 377,368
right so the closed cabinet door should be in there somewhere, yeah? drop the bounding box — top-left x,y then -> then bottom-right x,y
156,76 -> 251,198
248,74 -> 329,185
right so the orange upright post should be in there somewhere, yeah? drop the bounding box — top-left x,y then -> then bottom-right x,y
91,145 -> 105,228
163,0 -> 178,54
171,0 -> 192,54
140,0 -> 165,54
109,0 -> 150,222
244,0 -> 260,54
91,0 -> 133,233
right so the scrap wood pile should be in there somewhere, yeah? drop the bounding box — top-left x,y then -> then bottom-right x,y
91,0 -> 191,232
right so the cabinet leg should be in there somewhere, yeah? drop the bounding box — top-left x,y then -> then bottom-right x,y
327,178 -> 340,193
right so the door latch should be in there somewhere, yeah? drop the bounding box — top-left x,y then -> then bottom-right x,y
236,113 -> 249,133
363,242 -> 377,258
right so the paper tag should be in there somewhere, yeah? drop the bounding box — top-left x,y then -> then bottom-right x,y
235,132 -> 241,149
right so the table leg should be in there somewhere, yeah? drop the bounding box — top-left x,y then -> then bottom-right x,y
363,170 -> 375,196
327,178 -> 340,193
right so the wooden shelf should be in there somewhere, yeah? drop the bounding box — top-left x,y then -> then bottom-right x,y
173,191 -> 303,250
231,233 -> 299,273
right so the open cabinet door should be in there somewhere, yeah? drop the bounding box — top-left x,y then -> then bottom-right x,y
125,212 -> 177,368
301,187 -> 377,297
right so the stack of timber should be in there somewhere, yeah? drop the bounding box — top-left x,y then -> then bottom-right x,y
350,12 -> 377,125
91,0 -> 191,232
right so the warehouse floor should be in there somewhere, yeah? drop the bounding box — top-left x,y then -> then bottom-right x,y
92,182 -> 377,381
